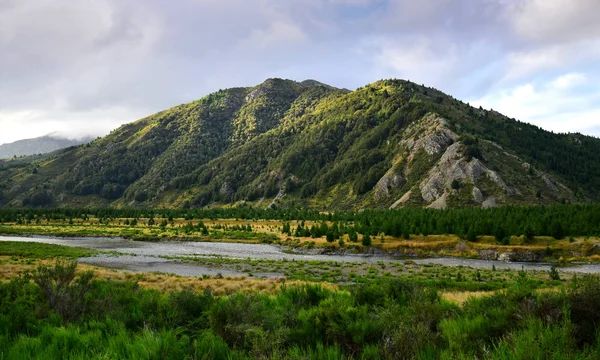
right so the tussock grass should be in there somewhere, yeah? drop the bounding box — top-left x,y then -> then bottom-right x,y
441,290 -> 495,307
0,257 -> 337,295
0,241 -> 96,258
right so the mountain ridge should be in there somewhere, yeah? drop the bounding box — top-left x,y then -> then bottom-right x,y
1,78 -> 599,209
0,133 -> 93,159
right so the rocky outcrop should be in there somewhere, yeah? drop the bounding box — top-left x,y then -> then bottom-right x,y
472,187 -> 484,203
374,168 -> 405,198
418,141 -> 515,206
400,114 -> 458,160
427,191 -> 448,209
482,196 -> 497,208
390,190 -> 412,209
478,250 -> 545,262
219,182 -> 234,198
540,174 -> 559,191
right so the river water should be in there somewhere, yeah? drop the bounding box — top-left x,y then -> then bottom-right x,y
2,235 -> 600,277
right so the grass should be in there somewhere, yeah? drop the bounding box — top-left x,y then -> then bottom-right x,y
0,255 -> 336,295
0,241 -> 97,258
2,218 -> 599,262
166,254 -> 568,292
440,290 -> 495,307
1,240 -> 599,359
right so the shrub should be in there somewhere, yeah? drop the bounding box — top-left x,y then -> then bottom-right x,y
568,275 -> 600,345
30,260 -> 94,322
362,233 -> 372,247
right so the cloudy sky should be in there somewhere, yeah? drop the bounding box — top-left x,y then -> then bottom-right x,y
1,0 -> 599,145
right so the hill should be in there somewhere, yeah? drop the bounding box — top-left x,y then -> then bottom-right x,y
0,133 -> 92,159
1,78 -> 599,210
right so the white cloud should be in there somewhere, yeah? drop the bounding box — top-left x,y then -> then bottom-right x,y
1,0 -> 600,145
0,107 -> 145,144
238,20 -> 308,50
470,73 -> 600,135
507,0 -> 600,44
366,36 -> 459,88
550,73 -> 587,90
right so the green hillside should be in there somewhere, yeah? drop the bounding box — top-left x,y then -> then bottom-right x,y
1,78 -> 599,210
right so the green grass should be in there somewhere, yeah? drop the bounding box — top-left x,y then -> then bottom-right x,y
0,241 -> 97,258
1,262 -> 599,359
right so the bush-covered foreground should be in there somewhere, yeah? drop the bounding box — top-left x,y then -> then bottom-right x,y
1,261 -> 600,359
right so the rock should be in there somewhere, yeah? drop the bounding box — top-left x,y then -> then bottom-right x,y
219,182 -> 233,197
497,251 -> 544,262
497,252 -> 513,262
390,190 -> 412,209
541,174 -> 559,191
400,114 -> 458,160
472,187 -> 484,203
427,192 -> 448,209
464,158 -> 488,179
419,143 -> 463,202
266,189 -> 285,209
482,196 -> 497,208
245,85 -> 269,102
485,170 -> 515,195
478,250 -> 497,260
455,241 -> 469,253
374,169 -> 405,198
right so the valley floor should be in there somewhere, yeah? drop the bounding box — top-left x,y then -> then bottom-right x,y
1,217 -> 599,263
1,240 -> 600,359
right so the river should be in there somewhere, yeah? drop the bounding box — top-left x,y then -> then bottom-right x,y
2,235 -> 600,277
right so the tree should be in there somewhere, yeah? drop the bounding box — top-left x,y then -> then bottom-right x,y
326,232 -> 335,243
451,179 -> 461,190
494,226 -> 506,243
466,227 -> 478,242
524,225 -> 535,242
551,222 -> 565,240
282,222 -> 291,235
362,233 -> 372,247
548,265 -> 560,281
349,229 -> 358,243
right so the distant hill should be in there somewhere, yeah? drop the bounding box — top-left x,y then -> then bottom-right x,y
0,133 -> 92,159
1,78 -> 599,209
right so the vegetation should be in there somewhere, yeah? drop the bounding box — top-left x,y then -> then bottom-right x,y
1,78 -> 599,210
0,241 -> 96,259
1,256 -> 600,359
1,204 -> 600,239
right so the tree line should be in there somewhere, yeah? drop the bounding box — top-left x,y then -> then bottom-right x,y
1,204 -> 600,238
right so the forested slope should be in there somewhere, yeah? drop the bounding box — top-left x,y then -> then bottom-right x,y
1,78 -> 599,210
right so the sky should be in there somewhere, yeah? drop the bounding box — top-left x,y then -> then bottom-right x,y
1,0 -> 599,145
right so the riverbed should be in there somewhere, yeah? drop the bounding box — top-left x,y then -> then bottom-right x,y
2,235 -> 599,277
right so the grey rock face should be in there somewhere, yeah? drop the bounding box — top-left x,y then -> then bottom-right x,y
374,169 -> 405,198
482,196 -> 497,208
400,114 -> 458,158
390,190 -> 412,209
472,187 -> 484,203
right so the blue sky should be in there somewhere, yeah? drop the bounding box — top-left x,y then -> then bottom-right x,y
1,0 -> 599,144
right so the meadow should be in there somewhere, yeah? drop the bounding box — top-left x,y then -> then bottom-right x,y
1,213 -> 599,262
1,241 -> 600,359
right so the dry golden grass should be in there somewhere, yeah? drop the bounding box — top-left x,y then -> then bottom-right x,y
0,257 -> 337,295
441,290 -> 495,307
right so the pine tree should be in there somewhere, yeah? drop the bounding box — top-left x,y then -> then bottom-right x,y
362,233 -> 372,247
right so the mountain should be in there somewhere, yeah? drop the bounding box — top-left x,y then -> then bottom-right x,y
0,133 -> 92,159
1,78 -> 599,210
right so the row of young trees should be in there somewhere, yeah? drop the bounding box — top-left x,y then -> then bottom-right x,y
1,204 -> 599,238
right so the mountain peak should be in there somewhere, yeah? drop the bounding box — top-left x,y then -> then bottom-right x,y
2,78 -> 600,209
